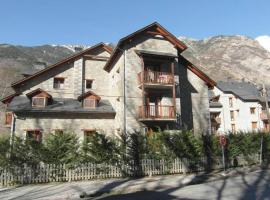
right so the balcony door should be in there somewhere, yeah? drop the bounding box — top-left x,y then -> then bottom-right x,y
145,63 -> 161,83
146,95 -> 161,118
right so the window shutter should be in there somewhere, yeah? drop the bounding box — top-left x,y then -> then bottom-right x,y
5,112 -> 12,125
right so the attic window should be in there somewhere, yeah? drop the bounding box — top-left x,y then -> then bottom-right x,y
32,97 -> 47,108
84,99 -> 97,108
53,77 -> 65,89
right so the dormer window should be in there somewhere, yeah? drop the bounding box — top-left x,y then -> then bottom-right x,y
26,88 -> 52,108
78,91 -> 101,109
53,77 -> 65,89
84,99 -> 96,108
32,97 -> 47,108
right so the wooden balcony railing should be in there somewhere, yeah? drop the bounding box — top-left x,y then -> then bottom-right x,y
261,111 -> 270,121
137,71 -> 174,85
138,105 -> 175,119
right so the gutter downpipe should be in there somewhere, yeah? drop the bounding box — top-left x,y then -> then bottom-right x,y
123,49 -> 127,136
9,113 -> 16,158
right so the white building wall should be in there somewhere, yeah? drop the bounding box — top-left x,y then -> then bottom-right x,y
211,87 -> 264,133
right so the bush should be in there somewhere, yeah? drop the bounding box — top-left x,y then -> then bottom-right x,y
0,136 -> 10,168
1,130 -> 266,169
80,132 -> 120,164
10,136 -> 43,167
42,132 -> 80,165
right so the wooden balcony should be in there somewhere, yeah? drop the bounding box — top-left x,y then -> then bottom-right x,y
138,71 -> 174,88
261,111 -> 270,121
138,105 -> 176,121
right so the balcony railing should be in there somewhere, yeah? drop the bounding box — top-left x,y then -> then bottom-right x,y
138,71 -> 174,85
138,105 -> 175,120
261,111 -> 270,121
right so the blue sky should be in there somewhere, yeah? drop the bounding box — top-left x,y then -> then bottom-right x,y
0,0 -> 270,46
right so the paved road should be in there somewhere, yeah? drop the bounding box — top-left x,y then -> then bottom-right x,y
0,169 -> 270,200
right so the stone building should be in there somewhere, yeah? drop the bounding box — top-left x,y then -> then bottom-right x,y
1,22 -> 216,141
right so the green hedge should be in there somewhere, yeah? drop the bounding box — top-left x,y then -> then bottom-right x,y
0,131 -> 268,168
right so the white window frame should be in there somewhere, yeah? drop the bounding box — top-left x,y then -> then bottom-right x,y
32,97 -> 47,108
53,77 -> 65,89
83,99 -> 96,108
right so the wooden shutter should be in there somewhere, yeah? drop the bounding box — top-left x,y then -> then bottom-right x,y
5,112 -> 12,125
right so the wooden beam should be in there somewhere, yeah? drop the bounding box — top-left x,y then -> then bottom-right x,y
83,55 -> 110,61
156,27 -> 184,50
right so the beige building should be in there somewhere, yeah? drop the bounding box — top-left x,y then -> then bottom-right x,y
1,22 -> 216,141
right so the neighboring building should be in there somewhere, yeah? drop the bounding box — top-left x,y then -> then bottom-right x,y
209,81 -> 270,134
1,22 -> 216,142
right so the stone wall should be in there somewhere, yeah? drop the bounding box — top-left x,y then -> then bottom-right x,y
14,115 -> 115,140
109,34 -> 211,135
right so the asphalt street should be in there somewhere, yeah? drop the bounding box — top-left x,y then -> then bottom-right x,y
0,169 -> 269,200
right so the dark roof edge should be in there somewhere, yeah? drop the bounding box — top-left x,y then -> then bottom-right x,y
104,22 -> 188,72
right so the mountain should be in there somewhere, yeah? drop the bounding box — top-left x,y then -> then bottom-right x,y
180,35 -> 270,86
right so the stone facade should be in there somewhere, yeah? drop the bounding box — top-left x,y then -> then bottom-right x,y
110,34 -> 211,135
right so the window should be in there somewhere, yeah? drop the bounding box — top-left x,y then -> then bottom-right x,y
5,112 -> 12,125
84,99 -> 96,108
229,97 -> 233,107
252,122 -> 257,130
231,124 -> 236,133
26,130 -> 42,142
84,130 -> 96,143
250,107 -> 256,114
53,77 -> 65,89
230,111 -> 235,121
85,80 -> 93,89
54,129 -> 63,135
32,97 -> 46,108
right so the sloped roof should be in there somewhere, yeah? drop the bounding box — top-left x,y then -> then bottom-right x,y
179,55 -> 216,87
26,88 -> 52,98
11,43 -> 113,87
103,22 -> 187,72
8,96 -> 115,117
0,93 -> 20,104
77,91 -> 101,101
217,81 -> 262,102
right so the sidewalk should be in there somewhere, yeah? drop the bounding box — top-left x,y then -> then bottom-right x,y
0,165 -> 264,200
